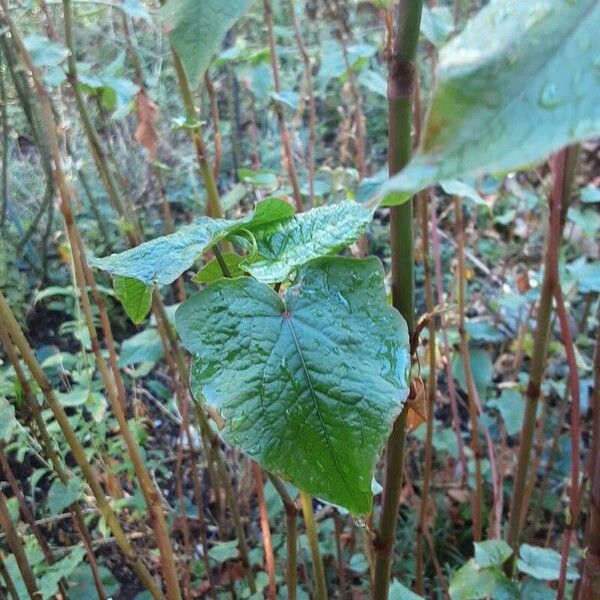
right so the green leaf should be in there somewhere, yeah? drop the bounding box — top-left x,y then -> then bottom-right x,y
474,540 -> 513,568
121,0 -> 152,23
38,546 -> 86,599
382,0 -> 600,204
208,540 -> 239,563
68,564 -> 120,600
389,579 -> 425,599
90,198 -> 293,286
0,397 -> 18,442
161,0 -> 252,85
24,35 -> 69,67
566,258 -> 600,293
114,276 -> 153,324
453,349 -> 493,402
449,559 -> 501,600
357,69 -> 387,98
520,577 -> 556,600
517,544 -> 579,581
118,328 -> 164,366
581,185 -> 600,204
420,5 -> 454,47
48,478 -> 82,514
193,253 -> 244,284
487,389 -> 526,436
176,257 -> 410,514
242,202 -> 374,283
440,180 -> 485,206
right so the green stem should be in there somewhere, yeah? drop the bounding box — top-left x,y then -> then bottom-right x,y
268,474 -> 298,600
300,491 -> 327,600
373,3 -> 422,599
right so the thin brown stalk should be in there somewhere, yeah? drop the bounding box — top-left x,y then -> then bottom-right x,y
454,195 -> 484,541
415,191 -> 436,594
287,0 -> 316,206
263,0 -> 303,212
252,462 -> 276,598
506,145 -> 579,553
580,306 -> 600,598
555,282 -> 581,599
204,72 -> 223,182
0,551 -> 20,600
0,490 -> 40,599
430,196 -> 468,481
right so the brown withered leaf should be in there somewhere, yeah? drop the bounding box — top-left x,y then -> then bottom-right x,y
134,89 -> 160,160
405,377 -> 427,433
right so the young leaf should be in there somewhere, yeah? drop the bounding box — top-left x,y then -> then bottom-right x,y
113,276 -> 153,324
176,257 -> 410,515
161,0 -> 252,85
382,0 -> 600,205
89,198 -> 293,286
242,201 -> 374,283
193,253 -> 244,284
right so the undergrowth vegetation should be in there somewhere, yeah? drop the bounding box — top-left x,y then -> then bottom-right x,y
0,0 -> 599,599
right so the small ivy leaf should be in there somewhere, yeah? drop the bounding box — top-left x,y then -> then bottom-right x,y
474,540 -> 513,568
420,5 -> 454,47
38,545 -> 87,599
208,540 -> 239,563
118,328 -> 164,366
113,276 -> 153,324
161,0 -> 252,85
48,478 -> 82,515
24,35 -> 69,67
241,201 -> 375,284
382,0 -> 600,205
121,0 -> 152,24
517,544 -> 579,582
176,257 -> 410,515
68,564 -> 120,600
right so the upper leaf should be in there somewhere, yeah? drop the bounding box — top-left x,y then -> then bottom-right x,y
242,202 -> 374,283
161,0 -> 252,85
89,198 -> 294,286
383,0 -> 600,204
175,257 -> 410,514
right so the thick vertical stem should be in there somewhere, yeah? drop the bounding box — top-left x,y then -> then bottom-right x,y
373,3 -> 422,599
300,491 -> 327,600
506,146 -> 578,552
263,0 -> 303,212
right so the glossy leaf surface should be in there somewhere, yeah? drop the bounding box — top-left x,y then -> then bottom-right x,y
383,0 -> 600,204
176,257 -> 410,514
242,202 -> 374,283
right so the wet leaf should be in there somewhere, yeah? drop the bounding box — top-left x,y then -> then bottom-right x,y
383,0 -> 600,205
176,257 -> 410,515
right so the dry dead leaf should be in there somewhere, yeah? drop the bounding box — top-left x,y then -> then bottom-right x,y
134,89 -> 160,160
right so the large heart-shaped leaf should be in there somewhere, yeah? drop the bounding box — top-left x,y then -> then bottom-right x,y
382,0 -> 600,204
161,0 -> 252,86
175,257 -> 410,514
242,202 -> 374,283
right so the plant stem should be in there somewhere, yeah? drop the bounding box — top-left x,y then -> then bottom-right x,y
0,490 -> 40,599
580,304 -> 600,599
263,0 -> 303,212
373,3 -> 422,598
506,145 -> 578,553
300,491 -> 327,600
415,191 -> 436,595
252,462 -> 277,598
287,0 -> 316,206
0,551 -> 20,600
454,195 -> 484,541
268,474 -> 298,600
